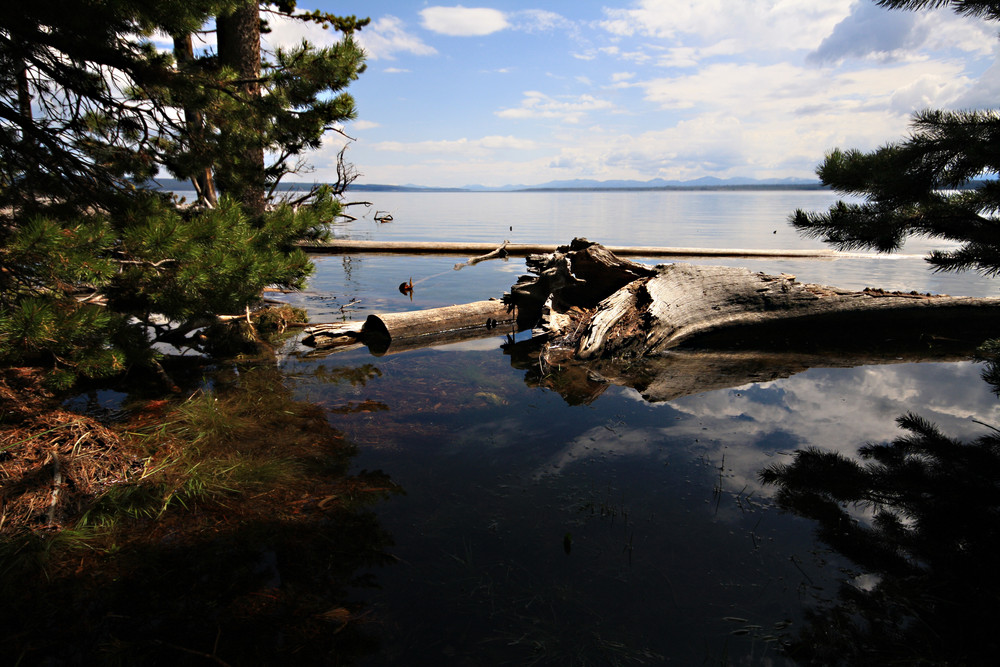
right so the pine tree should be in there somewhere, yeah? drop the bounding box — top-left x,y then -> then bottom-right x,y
206,3 -> 367,212
1,1 -> 367,388
791,1 -> 1000,275
215,0 -> 267,215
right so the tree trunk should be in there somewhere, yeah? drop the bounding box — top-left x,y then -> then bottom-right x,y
172,33 -> 217,207
215,1 -> 265,216
15,58 -> 31,137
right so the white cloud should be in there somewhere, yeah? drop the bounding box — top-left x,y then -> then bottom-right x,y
953,52 -> 1000,108
889,74 -> 975,114
370,135 -> 538,155
638,60 -> 969,118
599,0 -> 854,54
346,156 -> 559,188
357,16 -> 438,60
509,9 -> 575,34
261,12 -> 330,50
263,12 -> 438,62
420,6 -> 509,36
496,91 -> 615,123
383,67 -> 410,73
350,120 -> 380,130
655,39 -> 741,68
809,1 -> 922,65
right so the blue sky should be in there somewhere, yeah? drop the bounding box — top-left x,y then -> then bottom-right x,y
260,1 -> 1000,188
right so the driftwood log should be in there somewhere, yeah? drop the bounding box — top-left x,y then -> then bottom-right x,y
507,238 -> 1000,364
302,298 -> 515,354
299,239 -> 841,259
301,238 -> 1000,361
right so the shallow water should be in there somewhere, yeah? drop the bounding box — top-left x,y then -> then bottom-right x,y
273,191 -> 1000,664
295,190 -> 997,323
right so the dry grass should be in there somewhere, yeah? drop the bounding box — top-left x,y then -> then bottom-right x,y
1,369 -> 142,531
1,363 -> 401,665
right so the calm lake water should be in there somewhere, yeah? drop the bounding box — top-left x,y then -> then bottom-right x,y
276,191 -> 999,664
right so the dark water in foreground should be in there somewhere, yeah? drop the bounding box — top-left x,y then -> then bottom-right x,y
265,192 -> 1000,663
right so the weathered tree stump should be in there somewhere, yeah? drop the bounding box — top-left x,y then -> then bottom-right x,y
506,238 -> 1000,362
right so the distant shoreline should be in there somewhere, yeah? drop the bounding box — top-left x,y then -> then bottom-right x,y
147,177 -> 830,194
150,178 -> 995,195
499,183 -> 828,193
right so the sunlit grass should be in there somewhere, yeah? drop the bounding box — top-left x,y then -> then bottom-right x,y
0,364 -> 358,581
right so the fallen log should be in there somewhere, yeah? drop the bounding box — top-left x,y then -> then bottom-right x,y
363,299 -> 513,343
301,298 -> 515,353
506,238 -> 1000,362
298,239 -> 844,259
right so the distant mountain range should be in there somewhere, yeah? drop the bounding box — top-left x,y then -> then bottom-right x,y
146,176 -> 826,194
352,176 -> 826,192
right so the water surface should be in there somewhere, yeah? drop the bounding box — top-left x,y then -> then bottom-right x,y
280,190 -> 998,664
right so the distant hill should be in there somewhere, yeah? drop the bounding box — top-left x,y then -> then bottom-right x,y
500,176 -> 825,192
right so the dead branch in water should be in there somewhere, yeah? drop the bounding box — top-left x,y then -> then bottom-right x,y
453,241 -> 509,270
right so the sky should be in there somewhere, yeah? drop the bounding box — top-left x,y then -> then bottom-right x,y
259,1 -> 1000,188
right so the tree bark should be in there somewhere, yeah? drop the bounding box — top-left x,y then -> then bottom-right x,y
215,1 -> 265,216
15,58 -> 31,137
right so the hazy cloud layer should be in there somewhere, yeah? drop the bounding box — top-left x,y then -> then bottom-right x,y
281,1 -> 1000,187
357,16 -> 438,60
371,135 -> 537,155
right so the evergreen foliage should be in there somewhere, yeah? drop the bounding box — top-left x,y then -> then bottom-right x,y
1,1 -> 367,387
166,2 -> 368,211
791,1 -> 1000,275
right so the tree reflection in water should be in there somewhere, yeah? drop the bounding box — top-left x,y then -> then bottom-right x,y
504,333 -> 1000,662
759,404 -> 1000,664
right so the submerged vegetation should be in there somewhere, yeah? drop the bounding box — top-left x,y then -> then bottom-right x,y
0,361 -> 401,664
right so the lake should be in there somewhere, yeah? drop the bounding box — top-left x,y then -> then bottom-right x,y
279,190 -> 999,664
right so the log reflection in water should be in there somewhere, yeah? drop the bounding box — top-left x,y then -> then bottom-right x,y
504,335 -> 983,405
